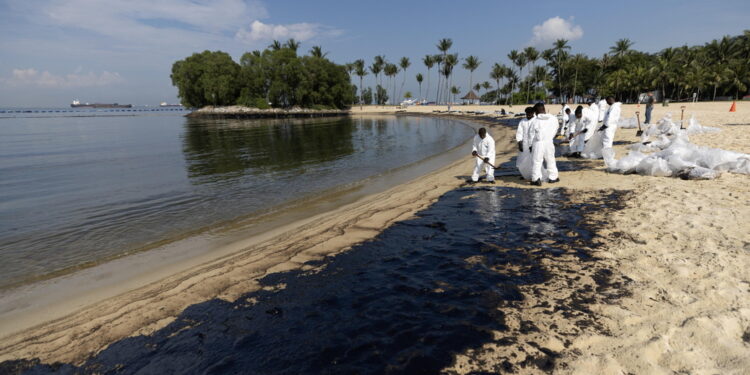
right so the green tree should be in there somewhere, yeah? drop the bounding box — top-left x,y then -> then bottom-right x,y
399,57 -> 411,101
416,73 -> 424,100
384,63 -> 398,104
422,55 -> 435,103
523,46 -> 539,102
353,59 -> 367,109
436,38 -> 453,103
463,55 -> 481,92
171,50 -> 241,107
310,45 -> 327,58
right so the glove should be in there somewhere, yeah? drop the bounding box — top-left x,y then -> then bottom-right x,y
483,157 -> 489,163
529,146 -> 532,153
472,150 -> 478,157
568,134 -> 574,140
581,128 -> 588,133
517,142 -> 523,152
598,125 -> 608,132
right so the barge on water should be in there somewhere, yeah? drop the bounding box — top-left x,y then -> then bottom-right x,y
71,100 -> 132,108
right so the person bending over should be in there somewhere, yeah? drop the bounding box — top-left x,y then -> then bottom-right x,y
471,127 -> 495,183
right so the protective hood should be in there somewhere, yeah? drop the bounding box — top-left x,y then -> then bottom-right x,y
536,114 -> 553,120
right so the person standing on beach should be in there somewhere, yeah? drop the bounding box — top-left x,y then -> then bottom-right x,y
528,103 -> 559,185
471,127 -> 495,183
568,106 -> 595,157
515,107 -> 535,179
597,97 -> 608,124
645,91 -> 655,124
589,101 -> 600,127
599,96 -> 621,149
558,103 -> 571,136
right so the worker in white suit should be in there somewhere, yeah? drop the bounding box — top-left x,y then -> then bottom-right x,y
528,103 -> 559,185
558,103 -> 571,136
515,107 -> 535,179
599,96 -> 621,149
568,105 -> 596,156
588,101 -> 599,130
471,127 -> 495,183
597,98 -> 608,123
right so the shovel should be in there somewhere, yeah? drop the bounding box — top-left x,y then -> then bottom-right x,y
635,111 -> 643,137
679,105 -> 686,129
474,154 -> 497,169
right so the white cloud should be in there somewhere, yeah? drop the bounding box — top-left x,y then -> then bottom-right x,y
2,68 -> 124,88
529,17 -> 583,47
235,20 -> 342,44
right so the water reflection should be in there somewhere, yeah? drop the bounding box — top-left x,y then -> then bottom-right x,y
182,117 -> 355,182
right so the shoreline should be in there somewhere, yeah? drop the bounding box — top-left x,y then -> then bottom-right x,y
0,113 -> 510,364
186,106 -> 348,119
2,102 -> 748,373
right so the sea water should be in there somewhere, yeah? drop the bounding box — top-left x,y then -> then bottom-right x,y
0,112 -> 473,289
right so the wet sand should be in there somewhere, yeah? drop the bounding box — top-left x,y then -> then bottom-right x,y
0,114 -> 513,365
2,102 -> 749,374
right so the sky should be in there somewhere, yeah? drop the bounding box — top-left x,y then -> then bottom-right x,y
1,0 -> 748,107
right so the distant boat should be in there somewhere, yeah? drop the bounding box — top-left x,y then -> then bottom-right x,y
160,102 -> 182,107
71,100 -> 132,108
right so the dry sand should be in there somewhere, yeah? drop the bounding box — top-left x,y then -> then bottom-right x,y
2,102 -> 749,374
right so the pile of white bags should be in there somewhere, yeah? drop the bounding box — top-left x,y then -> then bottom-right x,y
603,114 -> 749,180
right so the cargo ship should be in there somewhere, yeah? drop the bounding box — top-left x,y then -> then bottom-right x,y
71,100 -> 132,108
160,102 -> 182,107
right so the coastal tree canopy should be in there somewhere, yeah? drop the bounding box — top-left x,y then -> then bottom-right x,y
171,43 -> 355,109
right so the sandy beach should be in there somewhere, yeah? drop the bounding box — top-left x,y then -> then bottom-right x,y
2,101 -> 749,373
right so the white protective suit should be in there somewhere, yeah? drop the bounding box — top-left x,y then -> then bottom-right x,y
528,113 -> 559,182
601,102 -> 621,149
569,107 -> 597,153
597,99 -> 608,123
558,104 -> 571,136
589,102 -> 600,129
472,133 -> 496,182
515,117 -> 534,179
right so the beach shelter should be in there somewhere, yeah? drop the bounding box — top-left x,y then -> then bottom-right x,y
461,91 -> 480,105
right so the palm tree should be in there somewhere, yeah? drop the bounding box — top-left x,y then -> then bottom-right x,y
490,63 -> 505,105
436,38 -> 453,103
443,53 -> 459,104
433,54 -> 444,103
609,38 -> 634,58
284,39 -> 301,53
384,63 -> 399,105
523,46 -> 539,102
422,55 -> 435,103
450,86 -> 460,104
416,73 -> 424,100
482,81 -> 491,99
269,40 -> 282,50
507,50 -> 522,105
553,39 -> 571,101
462,55 -> 481,93
309,46 -> 327,58
373,55 -> 386,86
650,48 -> 675,100
399,57 -> 411,101
532,65 -> 549,99
570,53 -> 586,102
353,59 -> 367,109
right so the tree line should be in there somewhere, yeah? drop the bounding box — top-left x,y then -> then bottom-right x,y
171,39 -> 355,109
349,30 -> 750,105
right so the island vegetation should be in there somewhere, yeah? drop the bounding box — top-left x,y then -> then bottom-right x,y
171,39 -> 355,109
172,31 -> 749,109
